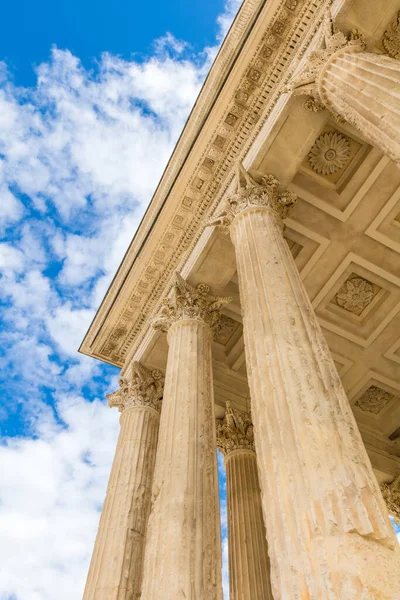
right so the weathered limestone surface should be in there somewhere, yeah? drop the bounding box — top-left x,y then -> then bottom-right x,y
83,363 -> 163,600
140,275 -> 230,600
217,403 -> 273,600
290,16 -> 400,164
209,166 -> 400,600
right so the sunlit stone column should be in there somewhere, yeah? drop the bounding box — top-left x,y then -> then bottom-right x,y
208,166 -> 400,600
216,402 -> 273,600
83,363 -> 163,600
289,16 -> 400,164
140,274 -> 230,600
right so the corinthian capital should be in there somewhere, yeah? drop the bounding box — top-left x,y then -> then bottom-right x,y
207,164 -> 296,234
107,361 -> 164,413
381,476 -> 400,525
216,402 -> 255,456
152,273 -> 232,335
287,13 -> 365,110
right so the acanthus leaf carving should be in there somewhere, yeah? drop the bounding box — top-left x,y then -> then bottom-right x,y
152,272 -> 232,335
381,476 -> 400,524
216,402 -> 255,456
207,163 -> 297,234
383,11 -> 400,60
107,361 -> 164,413
286,13 -> 366,108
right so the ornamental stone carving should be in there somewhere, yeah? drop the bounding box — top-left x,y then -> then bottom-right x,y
287,14 -> 365,109
308,132 -> 351,175
355,385 -> 393,415
214,314 -> 236,344
216,402 -> 255,456
107,362 -> 164,413
207,163 -> 297,234
383,12 -> 400,59
152,272 -> 232,335
335,276 -> 374,314
381,476 -> 400,524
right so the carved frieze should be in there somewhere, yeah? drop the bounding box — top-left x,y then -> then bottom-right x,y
152,273 -> 232,335
308,132 -> 351,175
355,385 -> 394,415
216,402 -> 255,456
383,11 -> 400,60
107,362 -> 164,413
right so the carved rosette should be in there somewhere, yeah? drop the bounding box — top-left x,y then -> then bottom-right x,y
208,163 -> 297,234
381,476 -> 400,524
152,272 -> 232,336
107,362 -> 164,413
335,276 -> 374,314
288,14 -> 365,109
355,386 -> 393,415
308,132 -> 351,175
216,402 -> 255,457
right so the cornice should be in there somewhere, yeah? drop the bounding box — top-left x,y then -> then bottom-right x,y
80,0 -> 339,367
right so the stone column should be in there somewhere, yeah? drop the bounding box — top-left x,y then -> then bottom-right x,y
83,363 -> 164,600
216,402 -> 273,600
289,15 -> 400,164
140,274 -> 231,600
208,165 -> 400,600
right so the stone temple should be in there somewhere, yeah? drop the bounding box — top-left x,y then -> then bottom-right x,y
79,0 -> 400,598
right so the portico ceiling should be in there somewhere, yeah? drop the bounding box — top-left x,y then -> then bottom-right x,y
141,119 -> 400,484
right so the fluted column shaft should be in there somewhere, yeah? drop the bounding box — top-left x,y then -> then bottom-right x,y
290,17 -> 400,164
225,449 -> 273,600
230,202 -> 400,599
83,405 -> 159,600
319,49 -> 400,163
141,314 -> 223,599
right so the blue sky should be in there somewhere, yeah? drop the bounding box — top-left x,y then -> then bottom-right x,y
0,0 -> 227,87
0,1 -> 238,598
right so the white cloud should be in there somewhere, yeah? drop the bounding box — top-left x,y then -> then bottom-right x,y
0,185 -> 23,227
0,243 -> 25,274
0,395 -> 119,600
222,536 -> 229,598
46,304 -> 95,356
0,38 -> 205,367
0,1 -> 244,598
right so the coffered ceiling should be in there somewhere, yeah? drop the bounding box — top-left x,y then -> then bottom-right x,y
140,117 -> 400,484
